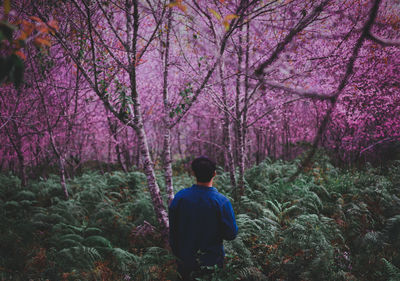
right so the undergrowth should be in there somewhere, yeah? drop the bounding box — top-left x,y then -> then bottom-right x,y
0,159 -> 399,280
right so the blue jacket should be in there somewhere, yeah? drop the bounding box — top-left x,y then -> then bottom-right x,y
168,184 -> 238,269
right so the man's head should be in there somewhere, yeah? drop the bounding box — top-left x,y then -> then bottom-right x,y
191,156 -> 216,183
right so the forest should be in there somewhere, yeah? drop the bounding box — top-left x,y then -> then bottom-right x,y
0,0 -> 399,280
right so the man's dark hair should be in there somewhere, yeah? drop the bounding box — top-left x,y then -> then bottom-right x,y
191,156 -> 216,182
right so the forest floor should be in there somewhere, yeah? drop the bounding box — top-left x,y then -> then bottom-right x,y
1,157 -> 400,280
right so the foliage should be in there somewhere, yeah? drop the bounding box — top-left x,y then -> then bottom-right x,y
0,170 -> 176,280
1,158 -> 400,280
200,158 -> 400,281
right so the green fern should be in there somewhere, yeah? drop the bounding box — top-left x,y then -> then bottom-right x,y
109,247 -> 139,272
129,247 -> 175,281
105,171 -> 129,190
228,238 -> 254,265
51,232 -> 85,249
14,190 -> 36,201
52,246 -> 101,272
297,191 -> 323,214
382,258 -> 400,281
59,233 -> 84,243
83,227 -> 103,237
51,222 -> 84,235
83,235 -> 112,248
279,214 -> 342,280
265,199 -> 301,226
237,267 -> 266,281
382,215 -> 400,248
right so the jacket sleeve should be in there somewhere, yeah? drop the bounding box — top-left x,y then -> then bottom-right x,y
168,200 -> 178,255
220,200 -> 238,240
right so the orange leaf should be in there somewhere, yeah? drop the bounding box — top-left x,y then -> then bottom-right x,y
34,37 -> 51,47
222,21 -> 230,31
134,58 -> 147,67
37,24 -> 49,34
19,21 -> 34,40
13,39 -> 23,49
19,31 -> 29,40
166,2 -> 177,8
208,8 -> 221,20
21,19 -> 34,30
222,14 -> 238,31
176,3 -> 187,12
224,14 -> 238,21
166,0 -> 181,8
15,50 -> 26,60
30,16 -> 43,22
48,20 -> 59,32
167,1 -> 186,12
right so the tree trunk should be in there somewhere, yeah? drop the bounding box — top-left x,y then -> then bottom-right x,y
136,139 -> 141,169
256,129 -> 261,165
161,8 -> 174,206
177,130 -> 184,159
235,30 -> 245,200
6,121 -> 27,186
107,115 -> 128,172
135,118 -> 169,235
17,148 -> 27,187
236,120 -> 245,199
163,130 -> 174,205
58,156 -> 69,199
224,119 -> 237,189
219,62 -> 236,189
128,0 -> 169,237
49,132 -> 69,200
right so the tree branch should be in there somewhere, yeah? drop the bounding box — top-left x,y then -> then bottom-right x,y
288,0 -> 383,181
263,80 -> 333,100
367,32 -> 400,47
255,0 -> 330,77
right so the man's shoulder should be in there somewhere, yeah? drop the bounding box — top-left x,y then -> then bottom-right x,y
172,185 -> 229,203
174,186 -> 191,197
210,189 -> 230,205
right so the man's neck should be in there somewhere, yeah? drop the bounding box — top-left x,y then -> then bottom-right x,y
196,181 -> 213,187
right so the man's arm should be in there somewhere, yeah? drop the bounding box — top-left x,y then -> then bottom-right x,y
168,201 -> 178,255
220,200 -> 238,240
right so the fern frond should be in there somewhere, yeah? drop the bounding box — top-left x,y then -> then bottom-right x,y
382,215 -> 400,247
14,190 -> 36,201
382,258 -> 400,281
266,200 -> 281,215
298,191 -> 323,214
110,247 -> 139,272
51,222 -> 83,235
237,266 -> 266,281
84,227 -> 103,237
59,233 -> 84,243
83,235 -> 112,248
54,246 -> 101,271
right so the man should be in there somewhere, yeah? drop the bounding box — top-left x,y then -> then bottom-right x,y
169,156 -> 238,280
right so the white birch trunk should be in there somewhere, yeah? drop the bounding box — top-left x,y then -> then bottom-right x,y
162,9 -> 174,206
163,130 -> 174,205
135,112 -> 169,234
219,62 -> 237,189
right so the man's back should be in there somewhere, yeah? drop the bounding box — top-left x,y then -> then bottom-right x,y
169,184 -> 238,270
